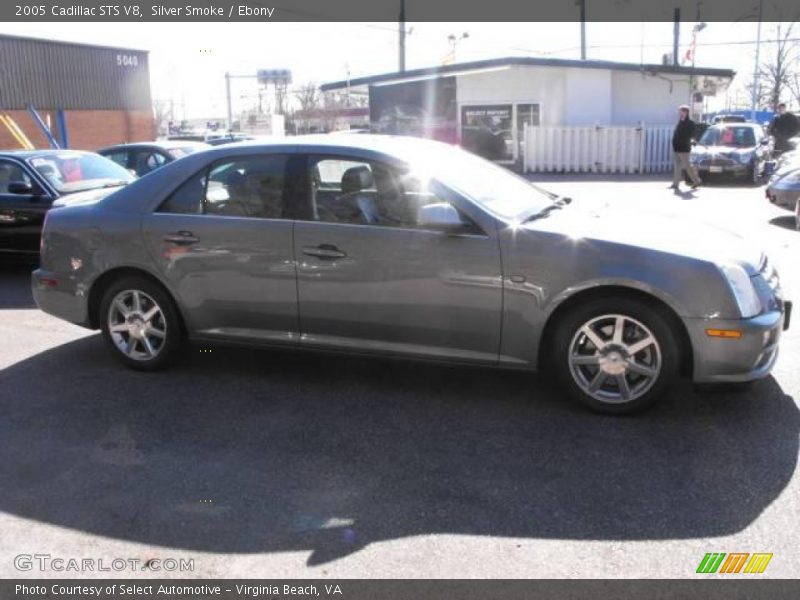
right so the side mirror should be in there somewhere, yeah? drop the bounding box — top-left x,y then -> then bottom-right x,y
418,202 -> 469,232
760,138 -> 770,146
7,180 -> 38,195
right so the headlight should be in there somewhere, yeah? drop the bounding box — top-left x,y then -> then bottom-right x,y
719,263 -> 762,318
735,152 -> 754,164
689,154 -> 702,164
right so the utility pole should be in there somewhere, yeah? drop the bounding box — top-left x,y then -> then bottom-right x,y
578,0 -> 586,60
750,0 -> 763,121
225,72 -> 233,131
673,8 -> 680,66
398,0 -> 406,72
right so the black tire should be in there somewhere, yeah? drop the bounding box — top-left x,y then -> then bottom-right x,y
98,275 -> 182,371
552,297 -> 680,415
747,163 -> 760,186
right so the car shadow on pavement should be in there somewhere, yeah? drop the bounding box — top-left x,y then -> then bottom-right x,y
769,215 -> 799,231
0,261 -> 36,309
0,336 -> 797,566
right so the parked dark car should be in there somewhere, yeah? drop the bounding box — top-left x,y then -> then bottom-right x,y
32,136 -> 790,414
0,149 -> 134,256
205,133 -> 256,146
689,123 -> 772,183
98,141 -> 209,177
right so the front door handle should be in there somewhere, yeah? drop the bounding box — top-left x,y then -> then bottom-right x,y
302,244 -> 346,260
163,230 -> 199,245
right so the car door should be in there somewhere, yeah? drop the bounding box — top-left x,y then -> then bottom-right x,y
0,158 -> 53,254
142,153 -> 300,343
292,153 -> 503,363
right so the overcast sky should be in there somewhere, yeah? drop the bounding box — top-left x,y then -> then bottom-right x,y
0,21 -> 788,118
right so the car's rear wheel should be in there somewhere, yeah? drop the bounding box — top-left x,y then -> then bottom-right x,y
99,276 -> 182,370
552,297 -> 680,414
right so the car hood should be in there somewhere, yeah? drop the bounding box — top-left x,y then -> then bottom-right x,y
692,145 -> 755,157
52,186 -> 124,208
527,206 -> 764,274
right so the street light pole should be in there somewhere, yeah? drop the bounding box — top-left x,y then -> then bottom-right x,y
750,0 -> 763,121
225,72 -> 233,131
398,0 -> 406,72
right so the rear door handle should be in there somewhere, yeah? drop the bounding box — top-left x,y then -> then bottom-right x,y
163,230 -> 199,245
302,244 -> 346,260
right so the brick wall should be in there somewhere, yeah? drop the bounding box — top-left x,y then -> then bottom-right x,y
0,109 -> 155,151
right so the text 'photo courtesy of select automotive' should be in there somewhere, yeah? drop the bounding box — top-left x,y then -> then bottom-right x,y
0,0 -> 799,598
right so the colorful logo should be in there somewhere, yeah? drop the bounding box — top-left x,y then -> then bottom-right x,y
697,553 -> 773,574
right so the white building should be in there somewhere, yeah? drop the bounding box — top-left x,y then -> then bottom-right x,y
321,57 -> 735,168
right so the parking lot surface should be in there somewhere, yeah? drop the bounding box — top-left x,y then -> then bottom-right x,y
1,175 -> 798,578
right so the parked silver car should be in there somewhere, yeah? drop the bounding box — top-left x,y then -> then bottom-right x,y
766,160 -> 800,230
32,136 -> 791,413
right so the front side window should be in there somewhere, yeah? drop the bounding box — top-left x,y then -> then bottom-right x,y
158,154 -> 288,219
306,156 -> 451,229
0,160 -> 33,195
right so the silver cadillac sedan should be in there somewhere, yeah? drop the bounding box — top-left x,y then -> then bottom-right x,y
33,136 -> 791,414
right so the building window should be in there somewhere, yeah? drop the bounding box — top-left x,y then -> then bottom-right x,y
460,105 -> 514,162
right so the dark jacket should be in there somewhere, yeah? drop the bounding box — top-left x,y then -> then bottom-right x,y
672,118 -> 696,152
770,112 -> 799,151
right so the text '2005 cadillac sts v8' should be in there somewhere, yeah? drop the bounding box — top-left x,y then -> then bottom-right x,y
33,135 -> 791,414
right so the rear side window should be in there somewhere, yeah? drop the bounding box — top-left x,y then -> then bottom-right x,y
159,170 -> 205,214
103,151 -> 130,169
157,154 -> 288,218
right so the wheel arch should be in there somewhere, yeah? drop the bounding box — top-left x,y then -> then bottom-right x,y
87,266 -> 187,334
537,285 -> 694,377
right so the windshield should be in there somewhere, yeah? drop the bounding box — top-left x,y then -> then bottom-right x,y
27,152 -> 134,194
420,146 -> 554,220
699,126 -> 757,148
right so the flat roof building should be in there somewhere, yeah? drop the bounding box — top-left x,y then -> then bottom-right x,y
0,34 -> 154,150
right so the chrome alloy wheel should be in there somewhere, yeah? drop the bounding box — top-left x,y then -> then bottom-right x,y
107,289 -> 167,361
568,314 -> 662,404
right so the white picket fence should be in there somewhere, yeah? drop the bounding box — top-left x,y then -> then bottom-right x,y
523,124 -> 673,174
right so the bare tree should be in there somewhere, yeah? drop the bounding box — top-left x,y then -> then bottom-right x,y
152,99 -> 173,137
748,22 -> 799,109
294,82 -> 321,114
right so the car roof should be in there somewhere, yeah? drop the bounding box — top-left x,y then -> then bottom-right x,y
221,133 -> 459,162
707,122 -> 760,129
99,140 -> 207,152
0,149 -> 95,159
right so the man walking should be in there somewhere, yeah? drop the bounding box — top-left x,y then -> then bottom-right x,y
671,105 -> 702,190
769,102 -> 800,155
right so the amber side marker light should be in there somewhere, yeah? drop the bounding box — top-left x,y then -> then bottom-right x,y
705,329 -> 742,339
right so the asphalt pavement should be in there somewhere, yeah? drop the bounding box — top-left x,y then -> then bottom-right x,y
0,175 -> 798,578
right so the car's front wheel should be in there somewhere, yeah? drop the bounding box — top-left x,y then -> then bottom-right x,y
552,297 -> 680,414
99,276 -> 182,370
747,162 -> 761,185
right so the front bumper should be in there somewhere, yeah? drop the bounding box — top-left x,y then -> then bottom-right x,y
694,163 -> 749,176
32,268 -> 91,328
686,306 -> 789,383
766,186 -> 800,211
